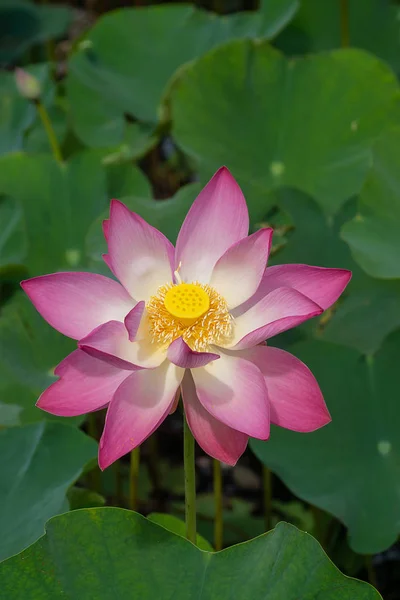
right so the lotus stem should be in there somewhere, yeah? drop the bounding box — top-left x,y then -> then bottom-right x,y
129,446 -> 140,511
262,465 -> 272,531
365,556 -> 378,589
213,459 -> 223,550
183,413 -> 197,544
35,100 -> 63,163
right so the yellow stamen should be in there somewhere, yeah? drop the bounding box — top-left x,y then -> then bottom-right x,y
146,281 -> 233,352
164,283 -> 210,326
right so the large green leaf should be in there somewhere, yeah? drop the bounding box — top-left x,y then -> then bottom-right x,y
268,188 -> 400,355
66,72 -> 157,154
0,152 -> 107,274
0,152 -> 153,275
66,0 -> 298,143
0,294 -> 76,425
0,195 -> 27,270
251,333 -> 400,553
275,0 -> 400,73
171,41 -> 399,218
320,276 -> 400,355
341,128 -> 400,278
0,509 -> 379,598
147,513 -> 214,552
0,421 -> 97,561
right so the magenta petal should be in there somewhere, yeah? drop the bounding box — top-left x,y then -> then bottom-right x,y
79,321 -> 141,370
124,301 -> 145,341
107,200 -> 174,300
191,353 -> 270,439
210,228 -> 273,309
81,315 -> 165,369
37,349 -> 129,417
238,264 -> 352,315
182,371 -> 248,465
21,272 -> 135,340
245,346 -> 331,432
175,167 -> 249,283
230,287 -> 323,350
167,337 -> 219,368
99,362 -> 184,469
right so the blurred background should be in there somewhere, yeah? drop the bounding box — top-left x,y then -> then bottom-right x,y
1,1 -> 400,598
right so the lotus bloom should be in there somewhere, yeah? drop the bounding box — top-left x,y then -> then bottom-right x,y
22,168 -> 351,469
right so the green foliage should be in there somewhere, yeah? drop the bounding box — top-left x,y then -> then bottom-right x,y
147,513 -> 214,551
275,0 -> 400,73
0,295 -> 77,425
267,189 -> 400,355
0,509 -> 379,599
0,64 -> 53,156
0,422 -> 97,561
251,332 -> 400,554
171,41 -> 399,219
67,0 -> 298,138
1,0 -> 400,593
342,128 -> 400,278
0,1 -> 72,64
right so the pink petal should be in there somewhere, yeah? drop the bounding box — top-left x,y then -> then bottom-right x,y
107,200 -> 174,300
227,287 -> 323,350
182,371 -> 248,465
237,264 -> 352,315
21,272 -> 135,340
124,301 -> 145,341
79,321 -> 141,370
167,337 -> 219,368
99,361 -> 184,469
103,219 -> 110,241
244,346 -> 331,432
175,167 -> 249,283
37,349 -> 129,417
191,353 -> 270,439
210,228 -> 273,309
79,319 -> 165,369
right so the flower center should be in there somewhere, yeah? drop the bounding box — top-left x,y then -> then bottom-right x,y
146,281 -> 233,352
164,283 -> 210,326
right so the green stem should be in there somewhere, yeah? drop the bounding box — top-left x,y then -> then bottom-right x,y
339,0 -> 350,47
183,414 -> 197,544
262,465 -> 272,531
115,460 -> 124,507
35,100 -> 63,162
146,433 -> 161,493
213,459 -> 223,550
87,412 -> 97,440
129,446 -> 140,511
87,413 -> 101,493
365,555 -> 378,589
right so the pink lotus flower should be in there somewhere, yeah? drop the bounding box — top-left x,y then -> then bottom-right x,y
21,168 -> 351,469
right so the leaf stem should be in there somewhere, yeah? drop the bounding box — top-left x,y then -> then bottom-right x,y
262,465 -> 272,531
183,413 -> 197,544
213,459 -> 223,550
129,446 -> 140,511
87,413 -> 101,493
365,555 -> 378,589
35,100 -> 63,163
339,0 -> 350,47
